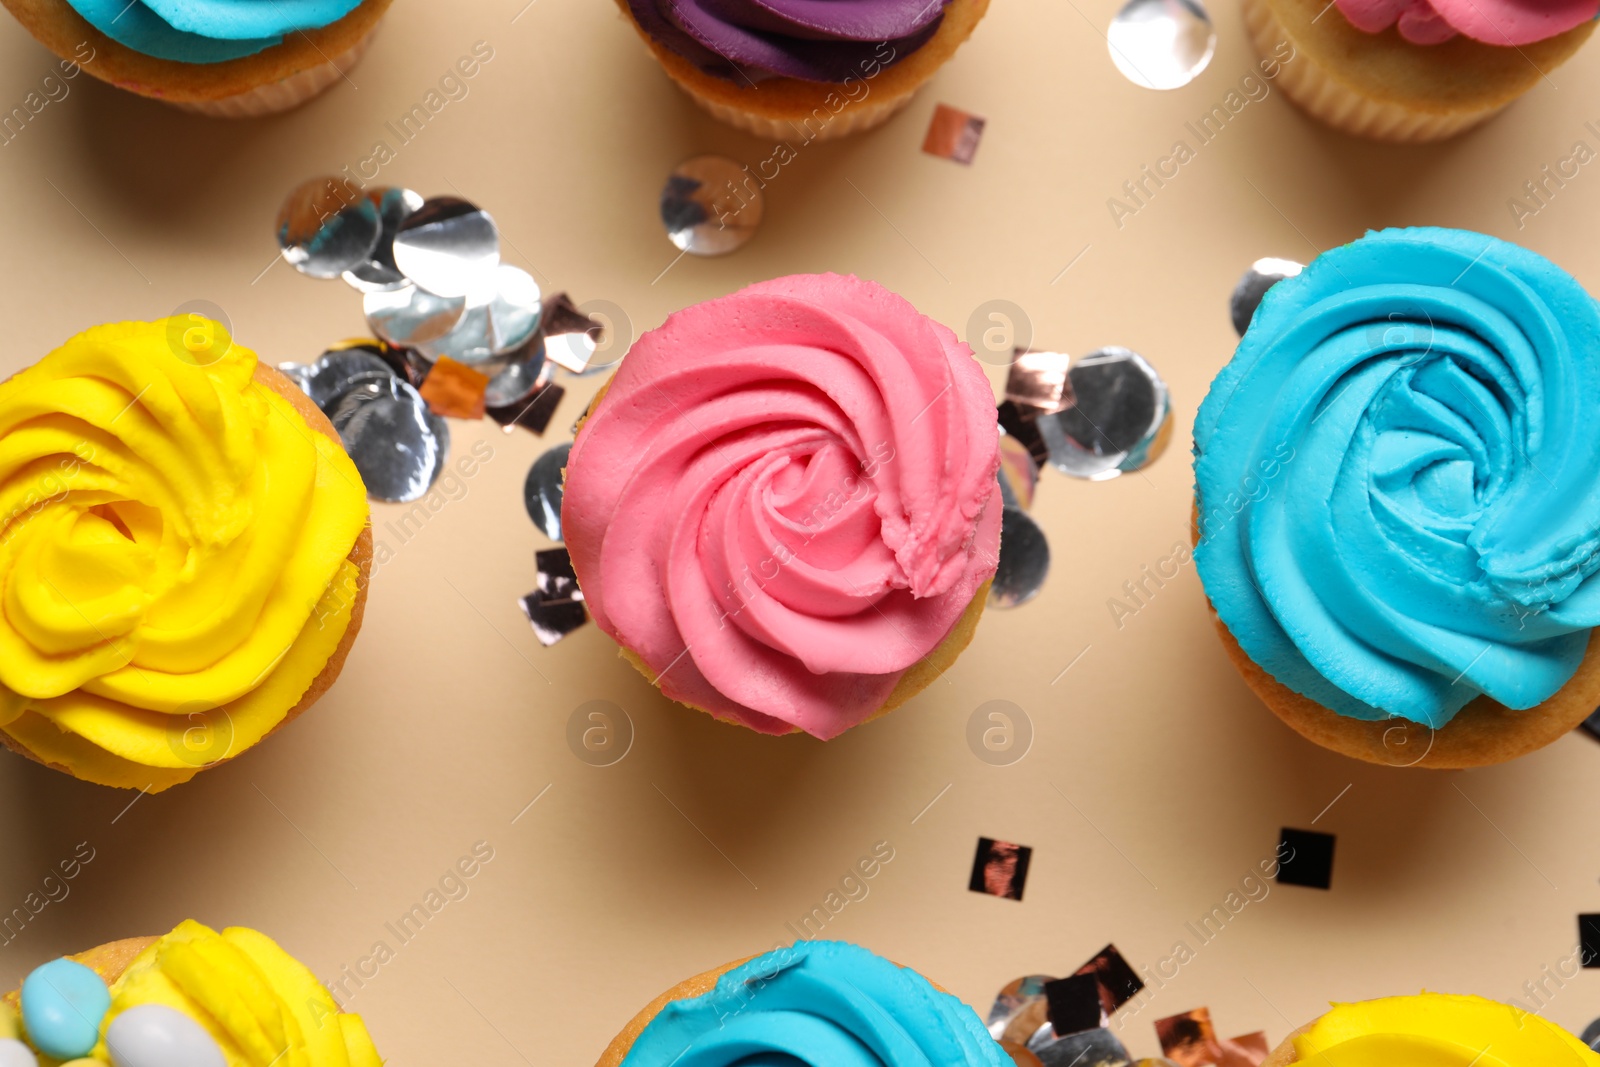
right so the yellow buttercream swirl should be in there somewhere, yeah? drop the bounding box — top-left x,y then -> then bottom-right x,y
1295,993 -> 1600,1066
0,319 -> 368,791
96,920 -> 381,1067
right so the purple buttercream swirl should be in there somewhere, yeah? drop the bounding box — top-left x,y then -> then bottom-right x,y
626,0 -> 951,83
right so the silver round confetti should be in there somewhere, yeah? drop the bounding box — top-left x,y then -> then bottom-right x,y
1582,1017 -> 1600,1051
1107,0 -> 1216,90
987,976 -> 1055,1047
391,196 -> 500,299
990,507 -> 1050,609
485,345 -> 555,410
1034,1028 -> 1132,1063
327,377 -> 450,503
418,265 -> 542,365
276,176 -> 381,279
303,347 -> 397,409
275,361 -> 315,396
364,284 -> 467,347
661,155 -> 761,256
524,442 -> 571,541
1230,256 -> 1304,336
1037,347 -> 1172,480
342,187 -> 425,293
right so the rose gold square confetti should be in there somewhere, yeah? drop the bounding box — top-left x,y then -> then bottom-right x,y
1228,1032 -> 1272,1066
1156,1007 -> 1222,1067
418,356 -> 490,420
1005,349 -> 1070,414
922,104 -> 986,165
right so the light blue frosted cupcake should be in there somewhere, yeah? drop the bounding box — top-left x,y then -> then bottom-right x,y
1,0 -> 396,116
1194,227 -> 1600,768
597,941 -> 1010,1066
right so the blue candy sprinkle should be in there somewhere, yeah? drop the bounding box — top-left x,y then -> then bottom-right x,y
20,959 -> 110,1060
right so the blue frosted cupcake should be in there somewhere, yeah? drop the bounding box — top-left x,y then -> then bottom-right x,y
596,941 -> 1009,1066
1,0 -> 394,116
1194,227 -> 1600,768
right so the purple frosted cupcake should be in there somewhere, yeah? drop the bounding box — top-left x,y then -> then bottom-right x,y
611,0 -> 991,139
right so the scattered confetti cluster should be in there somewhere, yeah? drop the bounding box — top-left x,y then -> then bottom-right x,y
273,176 -> 606,502
987,944 -> 1268,1067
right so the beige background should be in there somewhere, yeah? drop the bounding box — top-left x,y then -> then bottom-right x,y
2,0 -> 1600,1062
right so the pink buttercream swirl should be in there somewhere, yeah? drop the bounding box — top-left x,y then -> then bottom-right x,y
562,274 -> 1001,739
1337,0 -> 1598,45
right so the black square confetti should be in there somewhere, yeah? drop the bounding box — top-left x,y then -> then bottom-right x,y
536,547 -> 583,603
1073,943 -> 1145,1016
1043,973 -> 1102,1039
996,400 -> 1050,468
489,380 -> 565,435
969,837 -> 1032,901
520,546 -> 589,646
1579,914 -> 1600,968
1275,828 -> 1335,890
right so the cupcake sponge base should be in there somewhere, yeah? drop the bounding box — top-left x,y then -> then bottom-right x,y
1243,0 -> 1594,141
2,936 -> 155,1012
1193,505 -> 1600,768
0,0 -> 391,113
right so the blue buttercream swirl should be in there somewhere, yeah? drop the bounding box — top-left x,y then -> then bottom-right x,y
1194,227 -> 1600,728
619,941 -> 1009,1066
65,0 -> 365,63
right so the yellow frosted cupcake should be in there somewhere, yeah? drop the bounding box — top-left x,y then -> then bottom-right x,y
611,0 -> 990,140
1,0 -> 393,117
1264,993 -> 1600,1065
1,920 -> 382,1065
1246,0 -> 1596,141
0,319 -> 371,791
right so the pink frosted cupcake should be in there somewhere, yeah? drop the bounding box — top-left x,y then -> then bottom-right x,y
562,274 -> 1000,738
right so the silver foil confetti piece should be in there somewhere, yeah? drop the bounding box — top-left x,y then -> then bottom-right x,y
276,176 -> 381,279
991,506 -> 1050,609
1035,1028 -> 1131,1067
1107,0 -> 1216,90
303,347 -> 397,409
1580,708 -> 1600,743
1037,347 -> 1171,480
661,155 -> 762,256
989,976 -> 1058,1048
1006,350 -> 1071,415
540,293 -> 604,374
524,442 -> 570,541
416,265 -> 542,365
342,186 -> 425,293
364,283 -> 467,347
485,343 -> 555,410
1230,257 -> 1304,336
392,196 -> 501,299
327,376 -> 450,503
997,432 -> 1039,511
275,361 -> 315,396
1582,1017 -> 1600,1050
